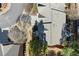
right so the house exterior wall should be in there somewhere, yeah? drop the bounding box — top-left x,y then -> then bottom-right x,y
51,7 -> 65,45
0,3 -> 66,55
38,3 -> 51,46
50,3 -> 66,45
38,3 -> 66,45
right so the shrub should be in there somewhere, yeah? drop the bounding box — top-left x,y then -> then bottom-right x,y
29,36 -> 48,56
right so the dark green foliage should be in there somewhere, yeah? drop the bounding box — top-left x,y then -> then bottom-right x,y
29,36 -> 48,56
61,47 -> 74,56
61,40 -> 79,56
71,40 -> 78,50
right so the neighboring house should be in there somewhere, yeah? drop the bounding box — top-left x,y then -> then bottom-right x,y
0,3 -> 66,56
38,3 -> 66,45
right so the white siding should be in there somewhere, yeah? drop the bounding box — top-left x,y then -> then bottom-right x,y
38,3 -> 66,45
